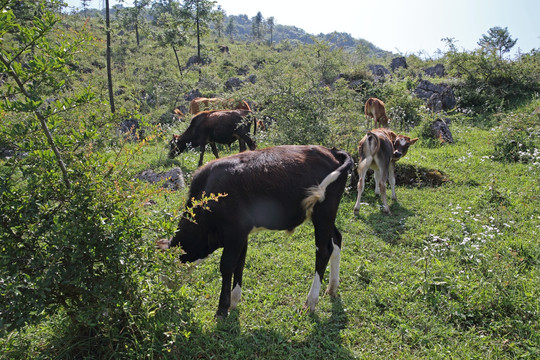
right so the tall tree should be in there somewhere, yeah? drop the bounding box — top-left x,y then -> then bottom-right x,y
105,0 -> 115,113
251,11 -> 263,41
267,16 -> 275,45
478,26 -> 518,59
181,0 -> 216,62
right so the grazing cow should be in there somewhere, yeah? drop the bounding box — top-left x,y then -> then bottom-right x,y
364,98 -> 390,128
157,145 -> 354,318
353,128 -> 418,214
168,110 -> 256,166
188,97 -> 251,115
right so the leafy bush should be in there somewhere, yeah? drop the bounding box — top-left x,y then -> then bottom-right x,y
0,148 -> 143,330
0,1 -> 175,341
492,109 -> 540,164
445,50 -> 540,114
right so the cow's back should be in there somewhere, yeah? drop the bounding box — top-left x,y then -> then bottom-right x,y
190,145 -> 349,230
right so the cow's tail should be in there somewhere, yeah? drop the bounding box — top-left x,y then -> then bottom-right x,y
361,131 -> 380,158
302,150 -> 354,217
364,98 -> 372,116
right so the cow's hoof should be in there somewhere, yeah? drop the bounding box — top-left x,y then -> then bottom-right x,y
215,309 -> 229,319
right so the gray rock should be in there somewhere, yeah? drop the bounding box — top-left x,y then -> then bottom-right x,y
391,57 -> 408,72
414,80 -> 456,112
135,168 -> 185,190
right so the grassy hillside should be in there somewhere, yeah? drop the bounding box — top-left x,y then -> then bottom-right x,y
1,3 -> 539,359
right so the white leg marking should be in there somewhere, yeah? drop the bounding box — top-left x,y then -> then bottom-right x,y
326,243 -> 341,296
230,284 -> 242,310
305,273 -> 321,313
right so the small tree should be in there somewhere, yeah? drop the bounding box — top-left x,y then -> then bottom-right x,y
214,5 -> 225,38
81,0 -> 91,17
117,0 -> 150,47
477,26 -> 517,59
155,11 -> 188,78
225,17 -> 235,41
181,0 -> 216,62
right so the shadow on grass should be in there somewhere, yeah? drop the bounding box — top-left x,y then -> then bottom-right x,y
354,195 -> 416,245
175,297 -> 354,360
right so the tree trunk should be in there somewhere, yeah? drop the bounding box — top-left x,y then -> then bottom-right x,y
172,45 -> 183,77
0,53 -> 71,189
135,23 -> 140,47
105,0 -> 115,114
196,12 -> 201,61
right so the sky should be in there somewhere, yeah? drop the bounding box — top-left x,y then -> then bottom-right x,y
63,0 -> 539,58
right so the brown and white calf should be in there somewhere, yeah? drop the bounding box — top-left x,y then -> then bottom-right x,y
353,128 -> 418,214
188,97 -> 251,115
364,97 -> 390,128
168,109 -> 256,166
157,145 -> 354,318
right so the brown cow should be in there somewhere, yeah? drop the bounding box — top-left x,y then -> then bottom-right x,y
188,97 -> 251,115
157,145 -> 354,317
168,110 -> 256,166
364,98 -> 390,128
353,128 -> 417,214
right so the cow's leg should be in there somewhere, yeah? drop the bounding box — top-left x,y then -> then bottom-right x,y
230,241 -> 248,311
209,142 -> 220,159
374,169 -> 381,195
389,162 -> 397,201
216,234 -> 247,318
377,167 -> 390,213
239,133 -> 256,151
198,144 -> 206,166
238,138 -> 247,152
326,225 -> 342,297
305,210 -> 337,313
353,159 -> 369,216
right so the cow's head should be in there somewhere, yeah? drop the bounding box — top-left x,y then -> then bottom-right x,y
392,135 -> 418,160
168,134 -> 188,159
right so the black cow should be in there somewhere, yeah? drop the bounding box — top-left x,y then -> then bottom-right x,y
157,145 -> 354,318
168,109 -> 256,166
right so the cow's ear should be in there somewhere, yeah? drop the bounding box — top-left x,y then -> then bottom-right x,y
410,138 -> 419,145
388,131 -> 397,142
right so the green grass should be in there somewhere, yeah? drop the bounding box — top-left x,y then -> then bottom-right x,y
2,126 -> 539,359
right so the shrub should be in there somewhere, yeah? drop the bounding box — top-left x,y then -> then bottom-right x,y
492,110 -> 540,164
445,50 -> 540,114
